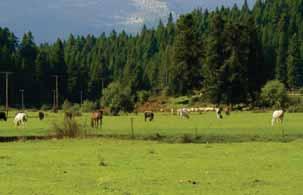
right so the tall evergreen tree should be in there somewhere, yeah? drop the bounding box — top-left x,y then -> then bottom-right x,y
171,13 -> 203,95
287,34 -> 303,89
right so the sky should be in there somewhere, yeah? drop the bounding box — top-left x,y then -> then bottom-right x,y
0,0 -> 255,43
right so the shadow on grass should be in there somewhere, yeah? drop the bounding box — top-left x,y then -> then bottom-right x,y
0,131 -> 302,144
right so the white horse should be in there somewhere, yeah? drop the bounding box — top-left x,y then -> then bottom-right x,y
215,108 -> 223,119
272,110 -> 284,126
178,108 -> 190,119
14,113 -> 27,127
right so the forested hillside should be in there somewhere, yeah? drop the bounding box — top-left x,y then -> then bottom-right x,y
0,0 -> 303,108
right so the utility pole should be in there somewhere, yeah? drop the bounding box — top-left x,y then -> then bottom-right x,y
0,72 -> 12,116
52,90 -> 56,110
101,79 -> 104,96
19,89 -> 24,111
80,90 -> 83,105
52,75 -> 59,110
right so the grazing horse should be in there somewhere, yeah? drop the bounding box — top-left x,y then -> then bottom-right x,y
215,108 -> 223,119
0,112 -> 7,121
178,108 -> 190,119
91,110 -> 103,128
38,112 -> 45,120
224,107 -> 231,116
272,110 -> 285,126
14,113 -> 27,127
65,112 -> 73,120
144,111 -> 154,122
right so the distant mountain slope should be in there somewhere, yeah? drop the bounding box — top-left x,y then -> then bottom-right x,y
0,0 -> 255,43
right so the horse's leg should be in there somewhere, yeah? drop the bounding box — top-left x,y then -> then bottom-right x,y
271,118 -> 275,126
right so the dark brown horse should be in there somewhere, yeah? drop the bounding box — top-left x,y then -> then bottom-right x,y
144,111 -> 154,122
91,110 -> 103,128
65,112 -> 73,120
38,112 -> 45,120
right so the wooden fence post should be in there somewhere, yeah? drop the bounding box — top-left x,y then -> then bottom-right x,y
130,117 -> 134,138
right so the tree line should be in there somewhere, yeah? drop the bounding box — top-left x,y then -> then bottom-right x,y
0,0 -> 303,109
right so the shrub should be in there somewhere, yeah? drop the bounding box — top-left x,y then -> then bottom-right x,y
101,81 -> 134,115
52,118 -> 85,138
137,90 -> 150,104
62,99 -> 72,111
287,104 -> 303,113
260,80 -> 288,108
81,100 -> 97,112
70,104 -> 82,116
41,104 -> 51,111
189,96 -> 201,105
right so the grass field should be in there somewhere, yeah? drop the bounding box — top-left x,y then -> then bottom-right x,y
1,138 -> 303,195
1,112 -> 303,194
0,111 -> 302,140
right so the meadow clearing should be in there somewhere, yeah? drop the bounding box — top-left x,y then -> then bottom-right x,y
1,111 -> 303,195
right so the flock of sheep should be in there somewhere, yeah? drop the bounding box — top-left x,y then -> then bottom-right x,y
166,107 -> 284,126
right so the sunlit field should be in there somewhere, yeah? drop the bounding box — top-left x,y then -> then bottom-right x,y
1,138 -> 303,195
0,111 -> 302,139
1,112 -> 303,194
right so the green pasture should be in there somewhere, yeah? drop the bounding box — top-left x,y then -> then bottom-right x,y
0,111 -> 302,139
1,138 -> 303,195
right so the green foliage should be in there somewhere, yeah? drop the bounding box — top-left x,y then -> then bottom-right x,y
260,80 -> 288,107
52,118 -> 84,138
62,99 -> 72,111
81,100 -> 97,113
287,95 -> 303,113
101,82 -> 134,115
2,0 -> 303,107
137,90 -> 151,104
171,13 -> 203,94
287,34 -> 303,89
40,104 -> 51,111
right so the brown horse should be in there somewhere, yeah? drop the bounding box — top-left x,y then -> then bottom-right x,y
65,112 -> 73,120
91,110 -> 103,128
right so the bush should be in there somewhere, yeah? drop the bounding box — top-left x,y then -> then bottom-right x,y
137,90 -> 150,104
287,104 -> 303,113
41,104 -> 51,111
260,80 -> 288,108
70,104 -> 82,116
0,106 -> 6,111
81,100 -> 97,112
52,118 -> 85,138
189,96 -> 201,105
101,82 -> 134,115
62,99 -> 72,111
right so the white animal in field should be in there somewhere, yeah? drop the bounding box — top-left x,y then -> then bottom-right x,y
178,108 -> 190,119
14,113 -> 27,127
272,110 -> 284,126
215,108 -> 223,119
